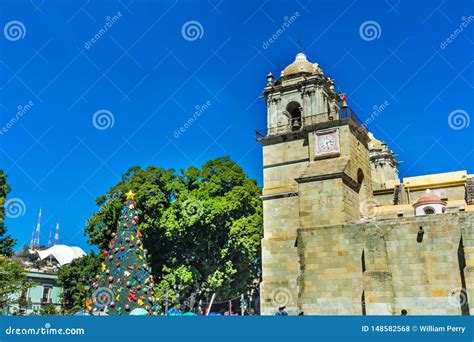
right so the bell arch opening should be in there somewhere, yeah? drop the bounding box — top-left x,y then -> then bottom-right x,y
286,101 -> 302,131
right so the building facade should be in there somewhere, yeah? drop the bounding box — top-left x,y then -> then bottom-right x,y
258,52 -> 474,315
4,271 -> 62,315
3,244 -> 86,315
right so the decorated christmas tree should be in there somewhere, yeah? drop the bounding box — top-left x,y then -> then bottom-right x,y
87,190 -> 159,315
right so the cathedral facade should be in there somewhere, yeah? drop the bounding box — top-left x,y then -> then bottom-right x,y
258,52 -> 474,315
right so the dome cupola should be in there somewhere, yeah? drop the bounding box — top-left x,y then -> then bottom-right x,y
413,189 -> 446,216
281,52 -> 323,77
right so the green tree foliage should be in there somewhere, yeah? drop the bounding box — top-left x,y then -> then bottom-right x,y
85,157 -> 262,309
38,303 -> 58,315
57,253 -> 101,312
0,170 -> 16,256
0,256 -> 32,310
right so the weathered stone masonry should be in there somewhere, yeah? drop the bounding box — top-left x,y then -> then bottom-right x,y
258,52 -> 474,316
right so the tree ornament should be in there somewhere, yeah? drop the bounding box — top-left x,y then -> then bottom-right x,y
128,290 -> 137,302
103,251 -> 109,256
125,304 -> 130,311
125,190 -> 135,200
108,276 -> 114,283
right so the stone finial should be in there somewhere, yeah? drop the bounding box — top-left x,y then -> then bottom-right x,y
266,72 -> 274,86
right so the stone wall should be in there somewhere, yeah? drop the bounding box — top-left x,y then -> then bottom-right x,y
296,212 -> 474,315
409,186 -> 465,203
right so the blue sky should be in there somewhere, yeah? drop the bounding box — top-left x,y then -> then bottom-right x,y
0,0 -> 473,252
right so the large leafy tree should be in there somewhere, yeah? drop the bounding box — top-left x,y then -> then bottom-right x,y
0,256 -> 32,311
0,170 -> 15,256
85,157 -> 262,310
57,253 -> 101,313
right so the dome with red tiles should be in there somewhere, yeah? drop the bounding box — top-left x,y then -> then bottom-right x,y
413,190 -> 446,206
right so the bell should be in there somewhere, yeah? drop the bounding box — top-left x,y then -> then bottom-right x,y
292,118 -> 301,129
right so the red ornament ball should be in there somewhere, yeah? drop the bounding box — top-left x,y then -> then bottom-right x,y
120,246 -> 125,251
103,251 -> 109,256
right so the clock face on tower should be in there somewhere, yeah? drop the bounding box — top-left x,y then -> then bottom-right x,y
314,128 -> 340,158
319,135 -> 336,151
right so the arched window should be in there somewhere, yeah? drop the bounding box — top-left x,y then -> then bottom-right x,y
357,169 -> 365,186
423,206 -> 435,215
286,101 -> 302,131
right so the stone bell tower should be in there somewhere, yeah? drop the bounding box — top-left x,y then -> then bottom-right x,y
258,52 -> 374,315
